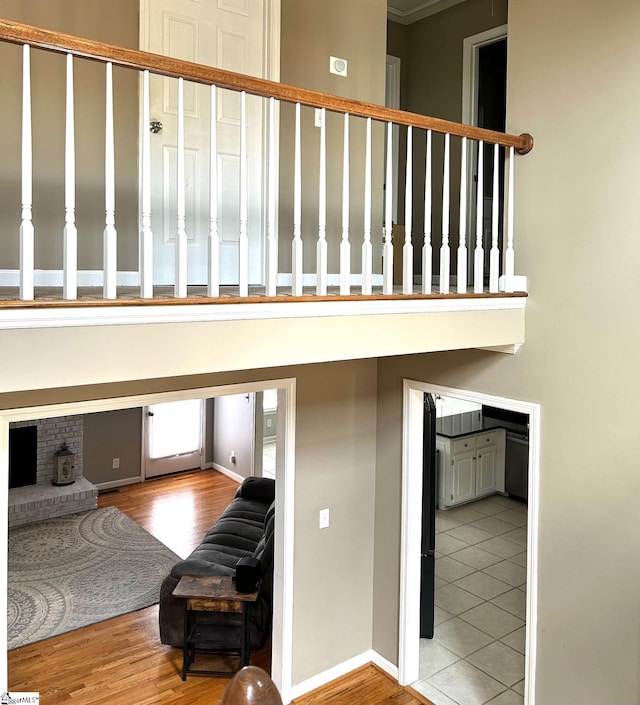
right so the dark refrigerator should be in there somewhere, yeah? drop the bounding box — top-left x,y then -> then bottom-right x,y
420,392 -> 437,639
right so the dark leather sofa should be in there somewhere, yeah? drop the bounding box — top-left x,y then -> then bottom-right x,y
158,476 -> 275,648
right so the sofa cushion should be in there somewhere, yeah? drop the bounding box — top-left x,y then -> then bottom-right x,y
235,476 -> 276,503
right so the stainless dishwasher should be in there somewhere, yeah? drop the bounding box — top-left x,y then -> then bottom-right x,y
505,431 -> 529,500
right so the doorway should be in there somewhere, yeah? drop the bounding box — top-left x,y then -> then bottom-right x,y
399,379 -> 539,705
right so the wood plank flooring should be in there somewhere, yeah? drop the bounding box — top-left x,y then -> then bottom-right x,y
8,469 -> 430,705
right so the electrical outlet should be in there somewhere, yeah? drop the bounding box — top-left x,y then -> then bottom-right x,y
319,508 -> 330,529
112,458 -> 120,469
230,451 -> 237,465
314,108 -> 324,128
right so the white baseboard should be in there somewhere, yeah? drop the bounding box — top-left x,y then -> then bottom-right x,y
94,476 -> 141,491
0,269 -> 139,287
288,650 -> 397,702
211,462 -> 243,484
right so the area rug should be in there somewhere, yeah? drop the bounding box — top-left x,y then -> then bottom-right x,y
7,506 -> 181,649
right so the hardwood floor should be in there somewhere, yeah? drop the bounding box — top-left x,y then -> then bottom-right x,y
8,469 -> 430,705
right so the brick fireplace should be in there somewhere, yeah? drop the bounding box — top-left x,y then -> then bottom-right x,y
8,416 -> 97,527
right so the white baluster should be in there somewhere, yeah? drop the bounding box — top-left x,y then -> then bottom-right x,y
504,145 -> 515,292
340,113 -> 351,295
474,140 -> 484,293
239,91 -> 249,297
291,102 -> 303,296
103,62 -> 117,299
422,129 -> 432,294
457,136 -> 468,293
207,85 -> 219,297
316,108 -> 327,296
383,121 -> 394,295
175,77 -> 187,298
489,143 -> 500,293
265,97 -> 278,297
63,54 -> 77,300
403,126 -> 413,294
361,117 -> 372,295
439,133 -> 450,294
140,70 -> 153,298
20,44 -> 34,301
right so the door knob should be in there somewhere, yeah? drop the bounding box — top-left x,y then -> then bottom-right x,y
149,120 -> 163,134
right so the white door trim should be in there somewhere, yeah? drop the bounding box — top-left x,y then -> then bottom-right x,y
398,379 -> 539,705
0,377 -> 296,703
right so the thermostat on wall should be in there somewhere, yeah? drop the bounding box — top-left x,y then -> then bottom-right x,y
330,56 -> 348,77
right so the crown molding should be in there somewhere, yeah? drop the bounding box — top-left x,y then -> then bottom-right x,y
387,0 -> 469,25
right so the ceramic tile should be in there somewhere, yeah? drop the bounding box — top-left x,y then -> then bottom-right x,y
475,536 -> 523,559
467,642 -> 525,686
436,513 -> 464,533
500,626 -> 526,654
419,638 -> 460,678
486,690 -> 524,705
501,527 -> 527,547
490,588 -> 527,619
446,524 -> 494,546
458,602 -> 524,639
495,508 -> 528,527
454,572 -> 512,601
513,679 -> 526,695
442,505 -> 486,524
436,555 -> 476,583
436,533 -> 470,555
435,575 -> 448,590
482,560 -> 527,587
450,545 -> 503,570
429,660 -> 506,705
469,496 -> 512,516
411,679 -> 459,705
469,516 -> 514,536
509,551 -> 527,567
432,616 -> 493,658
434,605 -> 454,626
435,583 -> 484,616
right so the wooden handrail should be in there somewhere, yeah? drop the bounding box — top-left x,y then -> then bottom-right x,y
0,17 -> 533,154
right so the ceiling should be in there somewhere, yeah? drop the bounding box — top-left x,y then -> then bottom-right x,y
387,0 -> 469,24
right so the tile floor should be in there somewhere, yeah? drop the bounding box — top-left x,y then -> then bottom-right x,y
262,439 -> 276,479
413,494 -> 528,705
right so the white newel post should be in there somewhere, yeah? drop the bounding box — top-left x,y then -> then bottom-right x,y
340,113 -> 351,295
403,125 -> 413,294
175,77 -> 187,298
489,143 -> 500,293
20,44 -> 34,301
422,129 -> 432,294
63,53 -> 77,300
504,145 -> 515,292
265,97 -> 278,297
474,140 -> 484,294
291,102 -> 303,296
317,108 -> 327,296
383,121 -> 394,295
457,136 -> 468,293
239,91 -> 249,297
208,85 -> 220,297
361,117 -> 373,295
103,62 -> 117,299
439,133 -> 450,294
140,70 -> 153,298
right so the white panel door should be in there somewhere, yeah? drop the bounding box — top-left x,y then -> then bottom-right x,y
142,0 -> 266,285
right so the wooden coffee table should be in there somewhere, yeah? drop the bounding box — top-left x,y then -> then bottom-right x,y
173,574 -> 259,680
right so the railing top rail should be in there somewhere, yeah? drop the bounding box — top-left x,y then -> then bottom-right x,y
0,17 -> 533,154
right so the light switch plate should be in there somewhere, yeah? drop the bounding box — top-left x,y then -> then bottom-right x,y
319,508 -> 330,529
330,56 -> 347,77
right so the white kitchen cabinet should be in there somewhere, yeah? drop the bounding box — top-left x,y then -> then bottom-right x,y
437,429 -> 505,509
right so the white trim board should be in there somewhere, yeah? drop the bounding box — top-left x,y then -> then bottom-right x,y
398,379 -> 539,705
0,377 -> 296,703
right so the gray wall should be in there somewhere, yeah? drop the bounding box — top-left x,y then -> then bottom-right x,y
212,392 -> 255,479
83,408 -> 141,485
373,0 -> 640,703
0,0 -> 139,271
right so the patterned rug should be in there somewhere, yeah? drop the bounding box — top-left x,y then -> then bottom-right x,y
7,507 -> 181,650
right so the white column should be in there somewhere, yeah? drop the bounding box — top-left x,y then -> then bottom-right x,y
20,44 -> 34,301
103,62 -> 117,300
239,91 -> 249,297
474,140 -> 485,293
265,96 -> 278,297
489,143 -> 500,293
291,102 -> 303,296
361,117 -> 373,295
63,54 -> 77,300
403,126 -> 413,294
457,136 -> 468,293
422,129 -> 432,294
439,133 -> 450,294
340,113 -> 351,295
504,145 -> 515,292
208,85 -> 220,297
316,108 -> 327,295
140,70 -> 153,298
175,77 -> 187,298
383,121 -> 394,295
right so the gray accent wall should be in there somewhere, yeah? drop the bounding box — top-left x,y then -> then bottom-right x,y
83,408 -> 141,485
212,392 -> 255,479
